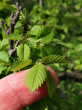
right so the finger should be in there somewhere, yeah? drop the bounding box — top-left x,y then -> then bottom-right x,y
0,67 -> 58,110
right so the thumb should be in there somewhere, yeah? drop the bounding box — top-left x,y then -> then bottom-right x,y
0,67 -> 58,110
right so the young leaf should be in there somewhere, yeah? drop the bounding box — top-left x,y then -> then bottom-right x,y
40,44 -> 63,57
0,39 -> 9,50
17,43 -> 30,61
0,51 -> 9,63
25,63 -> 47,93
11,59 -> 32,72
27,38 -> 37,48
30,25 -> 42,36
39,27 -> 54,44
7,33 -> 23,40
0,65 -> 7,74
46,71 -> 56,98
42,55 -> 67,64
40,31 -> 53,44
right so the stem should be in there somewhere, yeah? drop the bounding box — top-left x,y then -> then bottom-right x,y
39,0 -> 42,7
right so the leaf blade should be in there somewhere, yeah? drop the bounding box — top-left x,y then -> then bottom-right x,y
25,63 -> 47,93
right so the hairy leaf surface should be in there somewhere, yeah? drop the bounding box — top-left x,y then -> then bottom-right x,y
42,55 -> 67,64
17,43 -> 30,61
7,33 -> 23,40
0,51 -> 9,63
25,63 -> 47,93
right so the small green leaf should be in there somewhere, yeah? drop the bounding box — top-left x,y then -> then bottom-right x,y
30,25 -> 42,36
25,63 -> 47,93
27,38 -> 37,48
40,30 -> 54,44
42,55 -> 67,64
11,59 -> 32,72
0,39 -> 9,50
0,65 -> 7,74
0,51 -> 9,63
17,43 -> 30,61
46,71 -> 56,97
7,33 -> 23,40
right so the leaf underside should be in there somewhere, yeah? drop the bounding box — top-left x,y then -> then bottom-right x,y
11,59 -> 32,72
46,71 -> 56,98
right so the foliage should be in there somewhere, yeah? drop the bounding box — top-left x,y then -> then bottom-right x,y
0,0 -> 82,110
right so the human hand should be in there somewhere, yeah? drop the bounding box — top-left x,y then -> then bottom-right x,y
0,66 -> 58,110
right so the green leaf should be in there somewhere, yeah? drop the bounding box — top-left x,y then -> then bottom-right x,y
46,71 -> 56,97
25,63 -> 47,93
27,38 -> 37,48
0,51 -> 9,63
30,25 -> 42,36
40,44 -> 63,57
5,66 -> 11,74
7,33 -> 23,40
11,59 -> 32,72
0,65 -> 7,74
40,30 -> 54,44
0,39 -> 9,50
17,43 -> 30,61
42,55 -> 67,64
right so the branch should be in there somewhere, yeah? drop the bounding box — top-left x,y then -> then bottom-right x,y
39,0 -> 42,7
0,3 -> 22,57
59,71 -> 82,82
0,19 -> 8,35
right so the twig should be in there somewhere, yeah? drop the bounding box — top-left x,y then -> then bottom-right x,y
39,0 -> 42,7
0,3 -> 22,57
59,71 -> 82,82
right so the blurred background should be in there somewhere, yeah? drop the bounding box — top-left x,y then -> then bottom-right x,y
0,0 -> 82,110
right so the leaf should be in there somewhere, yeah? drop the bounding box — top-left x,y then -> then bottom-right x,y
25,63 -> 47,93
39,26 -> 54,38
0,65 -> 7,74
42,55 -> 67,64
0,51 -> 9,63
27,38 -> 37,48
30,25 -> 42,36
46,71 -> 56,97
7,33 -> 23,40
40,30 -> 54,44
17,43 -> 30,61
40,44 -> 63,57
0,39 -> 9,50
11,59 -> 32,72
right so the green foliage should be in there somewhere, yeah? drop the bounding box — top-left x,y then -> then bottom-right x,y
0,65 -> 7,74
0,0 -> 82,110
11,59 -> 32,72
42,55 -> 67,64
46,71 -> 56,98
0,51 -> 9,63
27,38 -> 37,48
25,63 -> 47,93
29,25 -> 42,36
29,98 -> 48,110
7,33 -> 23,40
17,43 -> 30,61
0,39 -> 9,50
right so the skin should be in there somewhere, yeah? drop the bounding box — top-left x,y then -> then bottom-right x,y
0,66 -> 58,110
